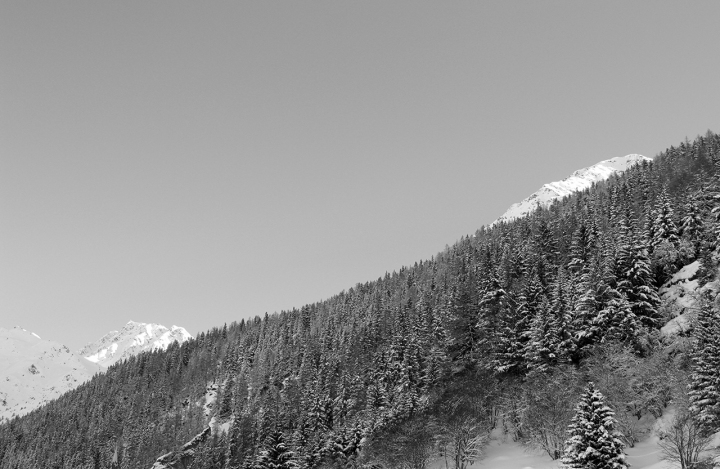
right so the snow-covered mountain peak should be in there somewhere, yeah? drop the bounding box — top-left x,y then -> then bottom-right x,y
491,154 -> 651,226
7,326 -> 43,341
0,326 -> 101,422
1,320 -> 191,421
77,321 -> 192,368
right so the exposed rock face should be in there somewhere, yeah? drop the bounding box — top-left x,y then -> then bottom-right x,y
150,427 -> 212,469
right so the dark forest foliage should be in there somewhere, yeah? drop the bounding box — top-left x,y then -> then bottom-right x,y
2,131 -> 720,469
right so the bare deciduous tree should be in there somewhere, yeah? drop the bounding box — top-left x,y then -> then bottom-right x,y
658,407 -> 713,469
359,417 -> 438,469
518,367 -> 583,460
437,413 -> 489,469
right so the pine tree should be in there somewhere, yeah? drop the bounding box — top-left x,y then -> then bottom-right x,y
561,383 -> 628,469
688,298 -> 720,433
653,188 -> 679,247
680,192 -> 704,252
592,289 -> 641,349
524,296 -> 558,373
256,430 -> 298,469
700,159 -> 720,249
616,220 -> 661,328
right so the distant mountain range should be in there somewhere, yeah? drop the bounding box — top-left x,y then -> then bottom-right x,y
0,321 -> 191,422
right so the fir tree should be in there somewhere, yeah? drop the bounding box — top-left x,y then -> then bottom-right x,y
680,192 -> 704,254
653,189 -> 679,247
256,430 -> 298,469
561,383 -> 628,469
615,221 -> 661,328
688,298 -> 720,433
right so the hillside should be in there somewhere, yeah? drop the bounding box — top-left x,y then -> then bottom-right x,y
2,132 -> 720,469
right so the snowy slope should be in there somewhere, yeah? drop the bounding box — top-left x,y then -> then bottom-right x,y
492,154 -> 651,226
427,415 -> 679,469
425,436 -> 673,469
0,326 -> 102,422
1,321 -> 192,421
659,261 -> 702,337
77,320 -> 192,368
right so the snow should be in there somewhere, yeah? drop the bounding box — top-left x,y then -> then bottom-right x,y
1,320 -> 192,421
208,415 -> 232,436
659,261 -> 703,337
425,433 -> 675,469
78,320 -> 192,368
201,383 -> 219,417
491,154 -> 651,226
426,438 -> 674,469
0,326 -> 102,422
427,439 -> 558,469
424,409 -> 688,469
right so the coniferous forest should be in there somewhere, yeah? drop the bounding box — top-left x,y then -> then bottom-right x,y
2,131 -> 720,469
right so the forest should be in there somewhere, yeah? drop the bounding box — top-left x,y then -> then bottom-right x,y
2,131 -> 720,469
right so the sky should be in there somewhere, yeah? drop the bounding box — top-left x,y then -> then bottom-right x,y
2,1 -> 720,351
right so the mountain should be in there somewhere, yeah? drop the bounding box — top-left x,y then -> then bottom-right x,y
0,326 -> 102,422
0,321 -> 192,423
491,154 -> 651,226
77,320 -> 193,368
2,132 -> 719,469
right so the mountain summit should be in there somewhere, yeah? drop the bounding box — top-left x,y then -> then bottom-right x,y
0,326 -> 102,422
77,321 -> 193,368
1,321 -> 192,421
491,154 -> 651,226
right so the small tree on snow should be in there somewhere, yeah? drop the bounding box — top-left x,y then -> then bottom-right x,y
561,382 -> 628,469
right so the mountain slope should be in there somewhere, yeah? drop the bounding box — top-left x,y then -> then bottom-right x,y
2,132 -> 719,469
78,320 -> 192,368
0,327 -> 102,422
491,154 -> 651,226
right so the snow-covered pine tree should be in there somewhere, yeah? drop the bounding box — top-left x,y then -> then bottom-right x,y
701,159 -> 720,248
568,223 -> 589,274
256,430 -> 298,469
681,190 -> 704,255
653,188 -> 680,247
593,289 -> 641,349
490,291 -> 530,374
548,273 -> 576,363
688,297 -> 720,433
561,382 -> 628,469
615,219 -> 661,328
524,296 -> 558,373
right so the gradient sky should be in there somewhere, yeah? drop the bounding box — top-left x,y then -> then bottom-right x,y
2,1 -> 719,351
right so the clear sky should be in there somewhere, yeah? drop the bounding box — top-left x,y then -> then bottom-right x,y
2,1 -> 719,351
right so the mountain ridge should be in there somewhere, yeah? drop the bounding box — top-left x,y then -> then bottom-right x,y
491,153 -> 652,226
0,321 -> 192,422
78,320 -> 192,368
0,326 -> 102,422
